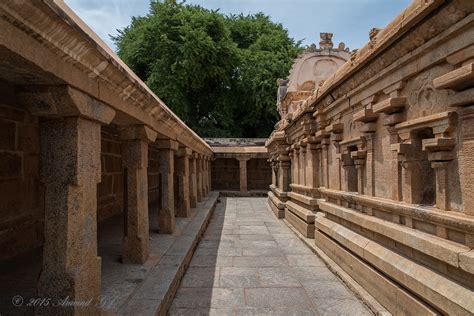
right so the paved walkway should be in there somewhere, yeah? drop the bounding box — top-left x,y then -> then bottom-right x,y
169,197 -> 372,315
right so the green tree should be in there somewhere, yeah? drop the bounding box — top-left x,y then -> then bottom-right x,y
113,0 -> 301,137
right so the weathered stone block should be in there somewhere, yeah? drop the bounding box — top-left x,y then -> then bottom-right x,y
0,119 -> 16,150
18,124 -> 39,154
23,154 -> 39,178
0,104 -> 26,122
285,208 -> 315,238
0,152 -> 22,179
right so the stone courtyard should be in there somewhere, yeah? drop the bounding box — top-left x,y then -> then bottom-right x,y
169,197 -> 370,316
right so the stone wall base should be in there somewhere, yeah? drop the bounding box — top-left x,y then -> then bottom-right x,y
314,229 -> 438,315
218,190 -> 268,197
312,200 -> 474,315
267,192 -> 285,219
275,190 -> 474,314
284,208 -> 315,238
284,200 -> 316,238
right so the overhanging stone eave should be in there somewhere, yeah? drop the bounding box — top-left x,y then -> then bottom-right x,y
212,146 -> 269,159
0,0 -> 213,156
306,0 -> 446,111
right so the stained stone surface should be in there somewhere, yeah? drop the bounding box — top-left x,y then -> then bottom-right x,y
169,197 -> 372,315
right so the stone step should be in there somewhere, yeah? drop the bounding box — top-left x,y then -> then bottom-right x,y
267,192 -> 285,219
314,229 -> 439,315
315,215 -> 474,315
268,191 -> 285,210
288,191 -> 319,209
286,201 -> 316,223
285,208 -> 314,238
317,200 -> 473,274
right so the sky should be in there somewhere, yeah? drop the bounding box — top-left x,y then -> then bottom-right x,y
65,0 -> 412,52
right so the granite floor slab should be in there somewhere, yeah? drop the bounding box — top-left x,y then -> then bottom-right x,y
169,197 -> 372,316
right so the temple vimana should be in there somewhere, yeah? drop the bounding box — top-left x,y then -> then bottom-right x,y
0,0 -> 473,315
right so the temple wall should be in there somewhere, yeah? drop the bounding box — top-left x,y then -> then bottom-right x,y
247,158 -> 272,190
211,158 -> 240,190
0,98 -> 43,261
267,0 -> 474,314
98,126 -> 124,222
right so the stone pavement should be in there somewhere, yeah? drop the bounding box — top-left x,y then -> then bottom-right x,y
169,197 -> 372,315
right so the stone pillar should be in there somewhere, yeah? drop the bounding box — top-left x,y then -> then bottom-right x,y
341,151 -> 354,192
121,125 -> 157,264
196,155 -> 203,201
306,143 -> 320,190
288,149 -> 295,185
39,118 -> 104,314
317,145 -> 323,188
299,144 -> 306,186
431,161 -> 450,210
209,159 -> 213,191
400,160 -> 418,204
238,157 -> 250,192
459,106 -> 474,215
365,134 -> 375,196
279,160 -> 291,192
23,86 -> 115,315
271,160 -> 277,186
157,139 -> 178,234
352,151 -> 367,195
206,159 -> 210,192
189,153 -> 198,208
202,158 -> 206,196
202,157 -> 207,195
175,147 -> 192,217
203,157 -> 209,195
322,139 -> 330,187
335,145 -> 342,191
389,128 -> 403,201
293,146 -> 300,185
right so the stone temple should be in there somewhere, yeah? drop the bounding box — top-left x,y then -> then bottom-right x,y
0,0 -> 473,315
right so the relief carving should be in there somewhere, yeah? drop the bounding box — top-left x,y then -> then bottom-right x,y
406,65 -> 452,119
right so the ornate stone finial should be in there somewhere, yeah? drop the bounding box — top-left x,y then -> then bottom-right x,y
306,43 -> 317,53
369,28 -> 381,42
319,32 -> 333,50
337,42 -> 346,51
350,49 -> 358,61
277,79 -> 289,103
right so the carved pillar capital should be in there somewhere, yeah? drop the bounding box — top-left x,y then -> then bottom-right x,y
156,139 -> 179,151
120,125 -> 157,143
19,85 -> 116,124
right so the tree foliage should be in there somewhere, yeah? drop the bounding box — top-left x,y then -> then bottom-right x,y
113,0 -> 301,137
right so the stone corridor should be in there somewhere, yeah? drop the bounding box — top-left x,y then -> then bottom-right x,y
169,197 -> 371,315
